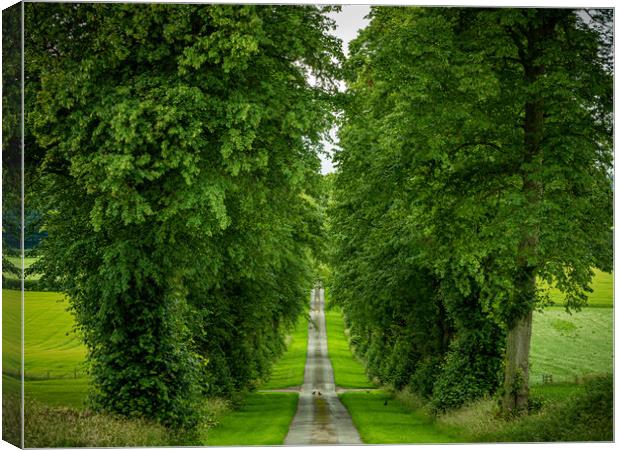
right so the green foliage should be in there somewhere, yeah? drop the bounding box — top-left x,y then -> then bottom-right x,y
26,3 -> 342,428
481,375 -> 612,442
430,332 -> 503,413
2,4 -> 22,266
330,6 -> 612,412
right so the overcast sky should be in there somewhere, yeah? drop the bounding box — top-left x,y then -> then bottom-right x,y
320,5 -> 371,174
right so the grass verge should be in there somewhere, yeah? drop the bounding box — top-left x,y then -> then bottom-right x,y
21,397 -> 175,447
340,390 -> 460,443
261,314 -> 308,389
324,308 -> 374,388
203,392 -> 298,445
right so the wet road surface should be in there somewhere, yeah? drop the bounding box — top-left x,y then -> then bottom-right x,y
284,288 -> 362,445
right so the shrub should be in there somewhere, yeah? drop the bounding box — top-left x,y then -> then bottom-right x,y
430,327 -> 503,412
409,356 -> 442,398
481,375 -> 613,442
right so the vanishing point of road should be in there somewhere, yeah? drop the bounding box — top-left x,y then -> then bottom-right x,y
284,287 -> 362,445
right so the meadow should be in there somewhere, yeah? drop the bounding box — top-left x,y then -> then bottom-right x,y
530,269 -> 613,384
2,290 -> 88,408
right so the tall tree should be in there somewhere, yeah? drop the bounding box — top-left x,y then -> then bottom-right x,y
26,3 -> 341,429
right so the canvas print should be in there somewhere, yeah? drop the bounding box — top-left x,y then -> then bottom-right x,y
2,2 -> 613,447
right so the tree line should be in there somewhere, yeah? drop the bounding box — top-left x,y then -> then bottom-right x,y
329,7 -> 612,415
26,3 -> 340,432
23,4 -> 611,433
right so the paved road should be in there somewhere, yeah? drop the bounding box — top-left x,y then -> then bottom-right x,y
284,288 -> 362,445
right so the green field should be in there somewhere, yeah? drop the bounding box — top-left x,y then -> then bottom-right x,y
543,268 -> 613,307
203,392 -> 298,445
2,289 -> 21,376
530,307 -> 612,384
23,291 -> 86,377
324,308 -> 375,388
261,314 -> 308,389
340,390 -> 459,443
3,290 -> 89,407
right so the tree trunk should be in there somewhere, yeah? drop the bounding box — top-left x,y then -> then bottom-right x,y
501,94 -> 543,413
502,308 -> 533,413
501,13 -> 560,414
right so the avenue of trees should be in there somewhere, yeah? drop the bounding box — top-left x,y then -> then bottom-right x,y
21,3 -> 611,434
331,7 -> 612,414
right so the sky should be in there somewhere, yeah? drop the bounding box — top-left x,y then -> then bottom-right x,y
320,5 -> 371,174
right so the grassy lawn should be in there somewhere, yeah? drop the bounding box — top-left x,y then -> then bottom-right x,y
261,314 -> 308,389
530,306 -> 612,384
324,308 -> 374,388
340,390 -> 460,444
23,291 -> 86,376
2,290 -> 88,406
203,392 -> 298,445
25,379 -> 90,409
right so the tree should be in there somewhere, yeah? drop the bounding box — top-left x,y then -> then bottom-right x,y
333,6 -> 612,413
331,7 -> 504,409
26,3 -> 341,429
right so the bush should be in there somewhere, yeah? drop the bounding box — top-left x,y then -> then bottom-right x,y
430,328 -> 503,412
482,375 -> 613,442
409,356 -> 442,398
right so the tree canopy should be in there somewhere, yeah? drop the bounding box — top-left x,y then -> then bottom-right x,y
26,3 -> 342,429
330,6 -> 612,413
